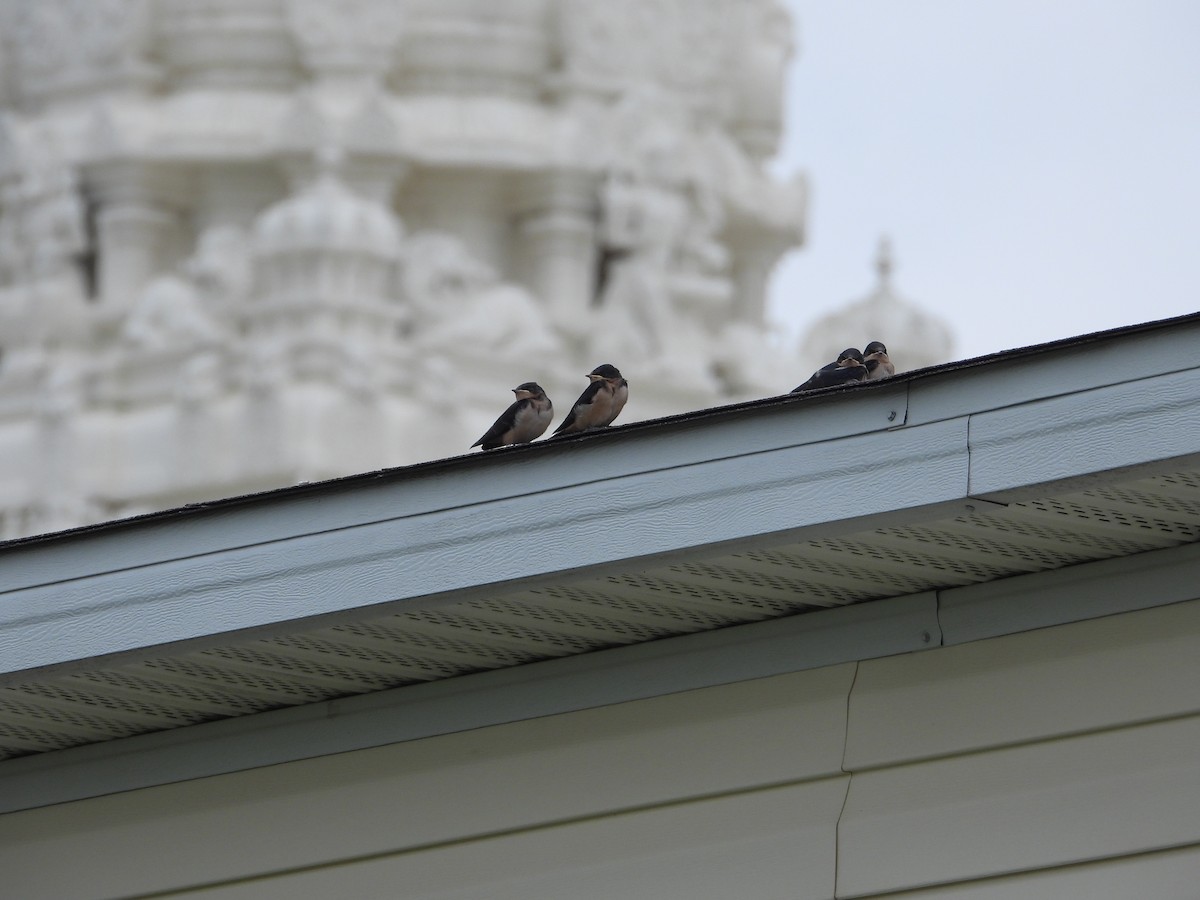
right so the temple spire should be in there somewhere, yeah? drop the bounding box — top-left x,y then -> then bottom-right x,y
875,235 -> 894,290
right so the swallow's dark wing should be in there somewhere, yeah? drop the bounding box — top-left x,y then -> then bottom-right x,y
472,399 -> 524,449
553,380 -> 604,434
792,366 -> 866,392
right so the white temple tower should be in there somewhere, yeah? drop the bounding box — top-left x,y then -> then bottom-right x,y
0,0 -> 807,539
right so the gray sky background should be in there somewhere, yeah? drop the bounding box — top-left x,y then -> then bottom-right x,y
768,0 -> 1200,362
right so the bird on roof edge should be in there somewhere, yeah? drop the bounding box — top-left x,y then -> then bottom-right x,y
553,364 -> 627,435
472,382 -> 553,450
792,348 -> 868,392
863,340 -> 895,380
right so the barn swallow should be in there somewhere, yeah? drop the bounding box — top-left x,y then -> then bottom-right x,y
553,364 -> 627,435
791,348 -> 867,392
863,341 -> 895,380
472,382 -> 553,450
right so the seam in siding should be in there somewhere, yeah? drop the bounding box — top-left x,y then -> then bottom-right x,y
965,411 -> 975,498
834,659 -> 861,898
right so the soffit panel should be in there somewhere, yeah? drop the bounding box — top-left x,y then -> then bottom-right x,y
2,466 -> 1199,761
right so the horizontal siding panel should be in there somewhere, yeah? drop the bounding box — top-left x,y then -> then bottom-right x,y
967,367 -> 1200,498
845,599 -> 1200,769
156,778 -> 848,900
837,714 -> 1200,897
852,843 -> 1200,899
0,666 -> 853,900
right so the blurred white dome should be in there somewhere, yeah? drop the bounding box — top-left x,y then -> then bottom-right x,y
799,238 -> 955,374
254,153 -> 402,260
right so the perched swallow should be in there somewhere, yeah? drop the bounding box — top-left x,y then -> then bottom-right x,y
553,364 -> 627,435
791,348 -> 867,392
863,341 -> 895,380
472,382 -> 553,450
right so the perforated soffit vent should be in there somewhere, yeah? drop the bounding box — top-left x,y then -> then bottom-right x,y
2,469 -> 1199,760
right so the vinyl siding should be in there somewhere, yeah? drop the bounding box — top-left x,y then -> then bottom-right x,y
0,665 -> 856,899
849,844 -> 1200,899
147,779 -> 849,900
3,600 -> 1199,899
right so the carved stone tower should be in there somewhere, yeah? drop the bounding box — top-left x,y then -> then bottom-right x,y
0,0 -> 806,538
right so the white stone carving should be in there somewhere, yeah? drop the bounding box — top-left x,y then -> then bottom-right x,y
596,170 -> 688,359
558,0 -> 731,109
404,230 -> 560,367
122,275 -> 219,349
0,125 -> 89,288
286,0 -> 404,86
729,0 -> 794,159
24,170 -> 88,284
158,0 -> 298,91
252,151 -> 403,311
396,0 -> 549,99
254,156 -> 402,263
9,0 -> 157,103
0,206 -> 19,286
186,225 -> 252,305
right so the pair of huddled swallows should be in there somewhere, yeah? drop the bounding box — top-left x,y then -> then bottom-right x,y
472,364 -> 627,451
791,341 -> 894,392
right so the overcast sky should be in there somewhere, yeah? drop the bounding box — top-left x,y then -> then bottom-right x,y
767,0 -> 1200,362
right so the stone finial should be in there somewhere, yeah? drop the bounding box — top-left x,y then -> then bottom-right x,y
875,235 -> 894,289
